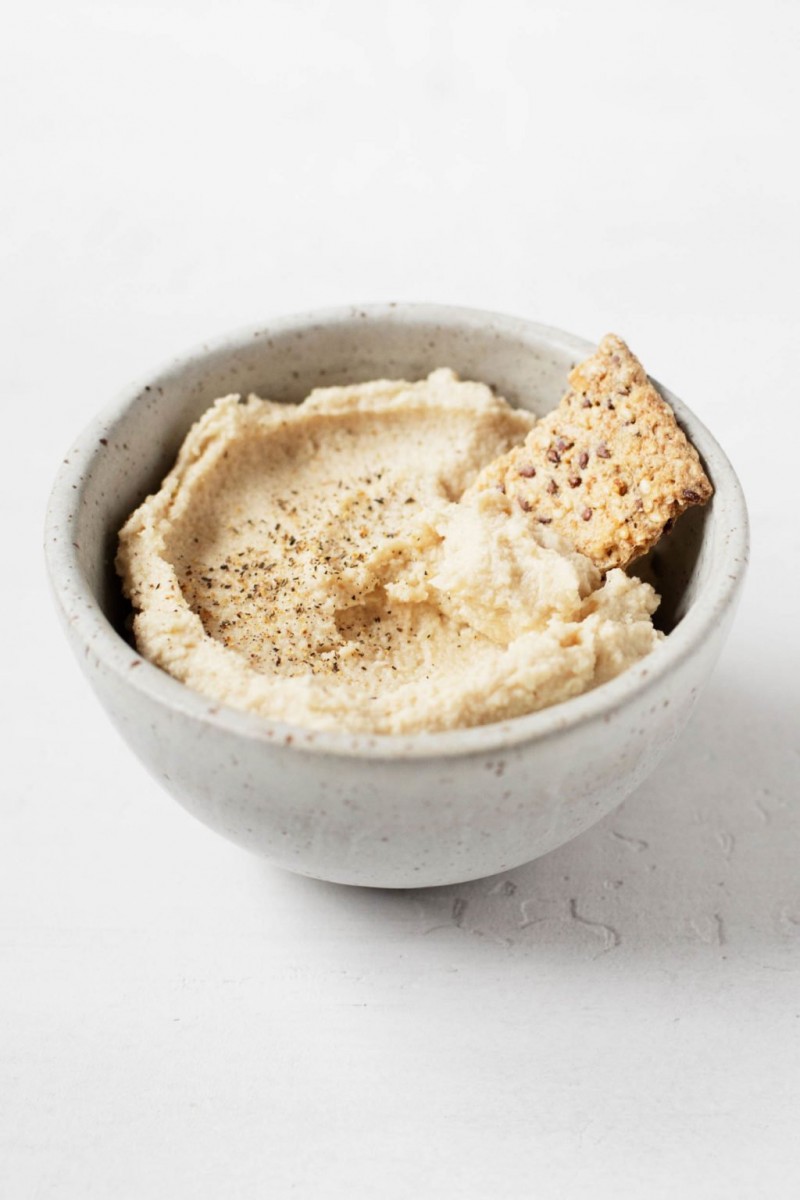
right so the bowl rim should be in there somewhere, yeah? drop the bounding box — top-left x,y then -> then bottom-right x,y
44,303 -> 749,762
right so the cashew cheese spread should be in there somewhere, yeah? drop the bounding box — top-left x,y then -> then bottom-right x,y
117,370 -> 662,734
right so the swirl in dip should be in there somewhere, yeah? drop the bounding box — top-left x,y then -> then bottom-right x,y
117,370 -> 660,733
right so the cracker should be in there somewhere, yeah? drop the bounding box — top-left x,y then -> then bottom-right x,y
469,334 -> 713,570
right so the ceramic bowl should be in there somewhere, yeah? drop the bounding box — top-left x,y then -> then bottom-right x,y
45,305 -> 748,887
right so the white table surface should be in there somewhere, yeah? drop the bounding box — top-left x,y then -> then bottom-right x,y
3,2 -> 799,1196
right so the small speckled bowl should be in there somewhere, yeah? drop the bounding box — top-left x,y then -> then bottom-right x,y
45,306 -> 748,887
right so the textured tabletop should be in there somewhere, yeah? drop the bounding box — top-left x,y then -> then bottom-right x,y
3,2 -> 799,1196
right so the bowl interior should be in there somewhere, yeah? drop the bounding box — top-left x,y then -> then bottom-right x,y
66,308 -> 714,648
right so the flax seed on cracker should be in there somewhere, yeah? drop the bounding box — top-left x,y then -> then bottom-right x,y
469,334 -> 713,570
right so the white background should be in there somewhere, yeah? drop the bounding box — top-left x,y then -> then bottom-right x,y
3,1 -> 799,1196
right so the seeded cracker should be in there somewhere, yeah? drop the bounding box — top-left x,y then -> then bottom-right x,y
469,334 -> 713,570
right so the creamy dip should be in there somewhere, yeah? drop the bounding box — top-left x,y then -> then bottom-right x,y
117,370 -> 661,733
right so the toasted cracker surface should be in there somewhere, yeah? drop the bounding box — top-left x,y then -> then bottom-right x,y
469,334 -> 713,570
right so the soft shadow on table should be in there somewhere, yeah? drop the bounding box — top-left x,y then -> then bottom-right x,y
265,671 -> 799,964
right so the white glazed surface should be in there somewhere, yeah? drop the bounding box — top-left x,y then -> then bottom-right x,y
45,306 -> 748,887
